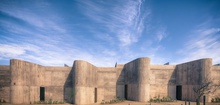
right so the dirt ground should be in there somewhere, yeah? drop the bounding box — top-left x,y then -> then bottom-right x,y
1,100 -> 220,105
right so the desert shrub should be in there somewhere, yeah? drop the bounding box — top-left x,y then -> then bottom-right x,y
33,100 -> 65,104
211,97 -> 220,103
0,99 -> 6,103
100,97 -> 124,104
149,96 -> 175,102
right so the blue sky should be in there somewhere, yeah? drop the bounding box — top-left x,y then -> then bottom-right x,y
0,0 -> 220,67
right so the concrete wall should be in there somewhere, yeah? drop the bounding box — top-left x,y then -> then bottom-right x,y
10,59 -> 72,104
10,59 -> 44,104
123,57 -> 150,102
1,57 -> 219,104
73,60 -> 97,105
97,67 -> 117,102
210,66 -> 220,101
43,66 -> 72,102
116,64 -> 125,99
73,60 -> 124,104
0,66 -> 10,102
175,58 -> 212,101
150,65 -> 176,99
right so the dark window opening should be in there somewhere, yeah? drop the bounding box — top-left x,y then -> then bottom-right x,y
40,87 -> 45,101
176,85 -> 182,100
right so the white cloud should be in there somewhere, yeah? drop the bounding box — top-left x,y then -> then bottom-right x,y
156,27 -> 167,42
177,27 -> 220,64
112,0 -> 150,46
118,30 -> 134,46
0,0 -> 160,67
0,42 -> 120,67
0,44 -> 26,57
78,0 -> 150,47
0,2 -> 66,34
0,44 -> 41,57
102,50 -> 116,56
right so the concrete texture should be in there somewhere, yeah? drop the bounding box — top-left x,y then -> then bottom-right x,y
73,60 -> 97,104
0,66 -> 10,102
7,59 -> 72,104
150,65 -> 176,99
175,58 -> 212,101
123,57 -> 150,102
0,57 -> 220,105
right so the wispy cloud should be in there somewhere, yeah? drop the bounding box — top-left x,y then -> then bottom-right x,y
0,0 -> 166,67
0,1 -> 66,35
0,1 -> 109,66
78,0 -> 150,47
0,41 -> 119,66
176,24 -> 220,64
155,27 -> 167,42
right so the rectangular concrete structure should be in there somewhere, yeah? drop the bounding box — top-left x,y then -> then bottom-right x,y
0,57 -> 220,104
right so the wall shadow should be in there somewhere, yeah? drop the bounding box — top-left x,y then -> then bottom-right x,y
63,67 -> 73,103
116,68 -> 125,99
167,67 -> 177,100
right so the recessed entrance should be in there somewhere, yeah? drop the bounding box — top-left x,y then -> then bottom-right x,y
125,85 -> 128,100
176,85 -> 182,100
40,87 -> 45,101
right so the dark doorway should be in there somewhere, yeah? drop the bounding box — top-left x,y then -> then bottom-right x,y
94,88 -> 97,103
40,87 -> 45,101
176,85 -> 182,100
125,85 -> 128,100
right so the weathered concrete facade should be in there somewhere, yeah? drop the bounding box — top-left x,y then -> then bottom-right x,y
0,57 -> 220,104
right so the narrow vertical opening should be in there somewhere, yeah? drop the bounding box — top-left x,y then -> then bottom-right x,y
176,85 -> 182,100
125,84 -> 128,100
94,88 -> 97,103
40,87 -> 45,101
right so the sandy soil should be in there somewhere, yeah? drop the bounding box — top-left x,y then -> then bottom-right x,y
1,100 -> 220,105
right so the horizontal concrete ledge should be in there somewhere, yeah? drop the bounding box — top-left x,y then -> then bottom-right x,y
212,66 -> 220,70
150,65 -> 176,70
0,65 -> 10,70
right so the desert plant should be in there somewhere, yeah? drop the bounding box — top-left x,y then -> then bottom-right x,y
211,97 -> 220,103
193,73 -> 220,105
149,96 -> 175,102
100,97 -> 124,104
33,100 -> 65,104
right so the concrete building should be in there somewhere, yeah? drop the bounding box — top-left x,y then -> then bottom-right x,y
0,57 -> 220,104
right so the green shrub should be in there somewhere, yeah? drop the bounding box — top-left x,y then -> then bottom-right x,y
58,101 -> 64,104
149,96 -> 175,102
100,97 -> 124,104
0,99 -> 6,103
212,97 -> 220,103
33,100 -> 65,104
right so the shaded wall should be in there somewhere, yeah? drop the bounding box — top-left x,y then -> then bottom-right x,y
150,65 -> 176,99
116,64 -> 125,99
175,58 -> 212,101
123,57 -> 150,102
0,66 -> 10,102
